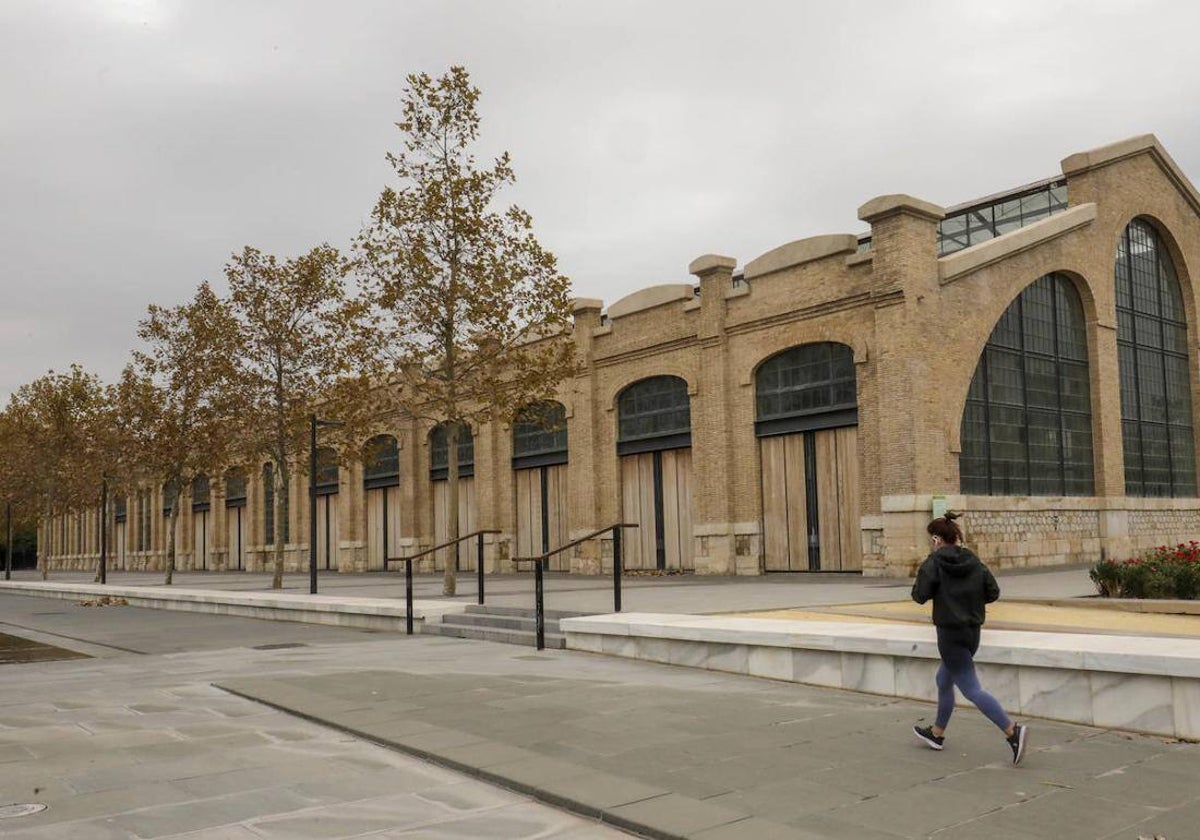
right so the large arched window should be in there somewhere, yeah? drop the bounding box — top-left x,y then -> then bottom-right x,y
755,342 -> 857,436
617,376 -> 691,455
960,272 -> 1094,495
430,423 -> 474,480
1116,219 -> 1196,496
191,475 -> 211,513
315,447 -> 339,495
512,402 -> 568,469
363,435 -> 400,489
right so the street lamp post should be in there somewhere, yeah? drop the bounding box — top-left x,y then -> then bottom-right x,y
309,414 -> 343,595
99,478 -> 108,585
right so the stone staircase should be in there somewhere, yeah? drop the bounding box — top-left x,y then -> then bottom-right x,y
422,605 -> 592,649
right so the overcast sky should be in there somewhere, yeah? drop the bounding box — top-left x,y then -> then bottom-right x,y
3,0 -> 1199,402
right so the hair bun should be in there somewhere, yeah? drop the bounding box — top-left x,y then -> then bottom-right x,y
944,510 -> 960,521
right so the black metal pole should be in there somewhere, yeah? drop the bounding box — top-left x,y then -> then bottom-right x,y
405,557 -> 414,635
4,501 -> 11,581
99,479 -> 108,585
613,525 -> 622,613
476,532 -> 485,606
534,558 -> 545,650
309,414 -> 318,595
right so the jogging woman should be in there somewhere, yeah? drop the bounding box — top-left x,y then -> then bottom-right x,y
911,511 -> 1028,765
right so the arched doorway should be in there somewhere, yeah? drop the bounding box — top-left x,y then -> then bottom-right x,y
617,376 -> 694,571
431,423 -> 477,571
224,468 -> 248,571
512,402 -> 569,569
191,475 -> 211,570
113,495 -> 128,570
314,447 -> 340,570
756,343 -> 861,571
363,435 -> 401,570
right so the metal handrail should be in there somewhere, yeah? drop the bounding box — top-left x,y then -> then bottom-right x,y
386,528 -> 503,632
386,528 -> 502,565
511,522 -> 638,566
512,522 -> 638,649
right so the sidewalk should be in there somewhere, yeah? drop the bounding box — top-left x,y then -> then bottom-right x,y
0,564 -> 1100,616
4,570 -> 1199,839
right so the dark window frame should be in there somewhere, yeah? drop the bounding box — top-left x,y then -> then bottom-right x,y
754,343 -> 858,437
959,272 -> 1095,496
512,401 -> 568,470
191,474 -> 211,513
263,463 -> 275,546
363,435 -> 400,490
617,376 -> 692,456
225,469 -> 248,508
315,447 -> 340,496
1116,218 -> 1196,497
430,423 -> 475,481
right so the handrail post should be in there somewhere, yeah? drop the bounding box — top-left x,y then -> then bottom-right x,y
612,525 -> 622,613
405,557 -> 414,636
477,532 -> 485,606
534,558 -> 545,650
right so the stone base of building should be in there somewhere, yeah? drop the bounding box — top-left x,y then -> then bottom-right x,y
871,494 -> 1200,577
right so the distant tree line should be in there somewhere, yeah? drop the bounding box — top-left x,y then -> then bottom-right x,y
0,66 -> 576,593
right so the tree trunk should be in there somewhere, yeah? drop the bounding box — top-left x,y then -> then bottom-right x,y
272,464 -> 287,590
165,499 -> 178,586
444,422 -> 459,596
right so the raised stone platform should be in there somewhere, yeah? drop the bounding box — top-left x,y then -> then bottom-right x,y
561,613 -> 1200,740
0,580 -> 467,631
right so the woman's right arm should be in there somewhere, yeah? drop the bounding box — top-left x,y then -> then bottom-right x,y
911,556 -> 938,604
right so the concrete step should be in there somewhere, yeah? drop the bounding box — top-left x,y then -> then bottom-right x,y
441,612 -> 563,633
422,622 -> 566,649
463,604 -> 589,621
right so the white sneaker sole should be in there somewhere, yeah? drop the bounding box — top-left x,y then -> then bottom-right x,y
1012,726 -> 1028,765
913,727 -> 944,751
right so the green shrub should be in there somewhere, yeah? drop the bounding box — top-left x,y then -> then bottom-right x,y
1090,541 -> 1200,599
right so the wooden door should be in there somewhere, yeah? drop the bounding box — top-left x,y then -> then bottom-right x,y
115,521 -> 127,570
316,494 -> 339,571
514,465 -> 569,570
226,506 -> 245,570
433,478 -> 477,571
760,426 -> 860,572
365,486 -> 402,571
192,510 -> 210,570
620,448 -> 694,571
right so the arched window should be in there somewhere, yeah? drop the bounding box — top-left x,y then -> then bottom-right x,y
262,463 -> 275,545
191,475 -> 211,513
617,376 -> 691,455
960,272 -> 1094,495
315,447 -> 339,495
225,468 -> 247,508
1116,219 -> 1196,496
512,402 -> 568,469
755,343 -> 857,436
430,423 -> 474,480
363,435 -> 400,489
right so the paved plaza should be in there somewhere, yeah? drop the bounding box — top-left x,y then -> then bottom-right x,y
1,570 -> 1198,838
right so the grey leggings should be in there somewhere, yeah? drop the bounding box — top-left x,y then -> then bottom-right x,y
935,625 -> 1012,732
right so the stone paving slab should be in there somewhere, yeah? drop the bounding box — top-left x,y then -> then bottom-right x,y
217,662 -> 1200,840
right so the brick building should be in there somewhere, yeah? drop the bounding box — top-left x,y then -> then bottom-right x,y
41,134 -> 1200,577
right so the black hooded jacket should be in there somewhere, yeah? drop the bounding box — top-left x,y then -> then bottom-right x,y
910,545 -> 1000,628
